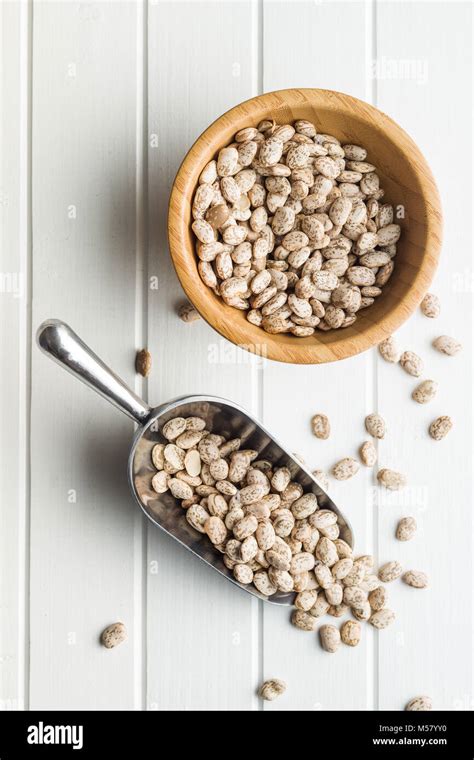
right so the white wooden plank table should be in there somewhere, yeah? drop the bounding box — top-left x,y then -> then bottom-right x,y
1,0 -> 472,711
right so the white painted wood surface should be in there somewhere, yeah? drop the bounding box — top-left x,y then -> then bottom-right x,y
1,0 -> 472,711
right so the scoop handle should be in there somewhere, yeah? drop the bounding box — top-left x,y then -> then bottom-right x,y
36,319 -> 152,425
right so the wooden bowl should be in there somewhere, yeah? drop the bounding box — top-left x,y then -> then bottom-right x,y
168,88 -> 442,364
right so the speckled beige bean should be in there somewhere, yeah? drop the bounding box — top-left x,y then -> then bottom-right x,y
233,563 -> 254,585
396,516 -> 417,541
235,127 -> 259,143
362,574 -> 381,592
332,558 -> 353,580
266,541 -> 292,571
205,516 -> 227,545
207,493 -> 228,519
378,335 -> 401,363
325,583 -> 344,606
291,493 -> 318,520
260,493 -> 282,511
343,144 -> 367,161
220,176 -> 241,205
377,468 -> 406,490
268,567 -> 294,592
162,417 -> 187,441
292,609 -> 318,632
309,509 -> 337,531
253,570 -> 277,596
323,305 -> 345,329
222,224 -> 247,246
315,537 -> 339,567
271,206 -> 295,235
219,438 -> 241,458
346,266 -> 376,287
290,552 -> 316,574
333,458 -> 359,480
205,204 -> 230,230
286,143 -> 311,170
369,608 -> 395,629
429,415 -> 453,440
359,251 -> 391,268
334,539 -> 353,559
209,458 -> 229,482
368,585 -> 388,611
319,624 -> 341,652
151,443 -> 165,470
292,572 -> 310,593
294,588 -> 319,612
327,604 -> 350,620
288,293 -> 312,318
420,293 -> 440,318
352,601 -> 372,621
400,351 -> 424,377
176,430 -> 203,450
198,261 -> 217,289
151,470 -> 169,494
233,514 -> 258,540
225,508 -> 245,531
412,380 -> 438,404
168,478 -> 193,500
378,560 -> 403,583
433,335 -> 462,356
365,413 -> 385,439
331,284 -> 361,312
250,269 -> 272,295
340,620 -> 361,647
313,270 -> 339,291
251,285 -> 278,309
259,678 -> 286,701
360,440 -> 377,467
301,215 -> 325,241
225,538 -> 243,562
309,593 -> 330,618
343,586 -> 368,608
314,561 -> 333,589
328,197 -> 353,227
403,570 -> 428,588
376,223 -> 401,246
217,147 -> 239,176
239,483 -> 269,505
282,230 -> 309,251
178,302 -> 201,323
262,293 -> 290,317
261,314 -> 293,334
198,437 -> 221,464
259,137 -> 285,167
406,696 -> 432,711
281,482 -> 303,504
256,521 -> 276,551
101,622 -> 127,649
192,219 -> 216,244
199,160 -> 217,185
271,467 -> 291,493
375,261 -> 394,287
272,508 -> 295,538
246,502 -> 271,521
186,504 -> 211,533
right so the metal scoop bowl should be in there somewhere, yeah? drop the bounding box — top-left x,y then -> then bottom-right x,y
37,319 -> 353,605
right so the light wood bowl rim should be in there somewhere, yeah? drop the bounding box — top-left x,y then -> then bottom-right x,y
168,88 -> 442,364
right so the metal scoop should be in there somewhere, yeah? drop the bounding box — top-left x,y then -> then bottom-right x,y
37,319 -> 353,605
